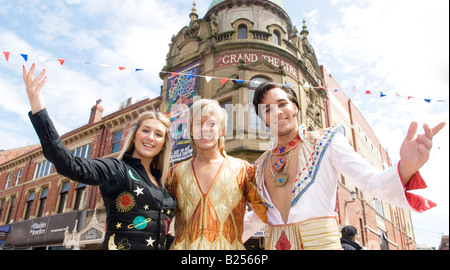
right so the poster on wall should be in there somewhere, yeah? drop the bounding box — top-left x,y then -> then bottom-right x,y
166,61 -> 200,163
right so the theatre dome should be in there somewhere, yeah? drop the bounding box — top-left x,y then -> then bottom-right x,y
207,0 -> 286,11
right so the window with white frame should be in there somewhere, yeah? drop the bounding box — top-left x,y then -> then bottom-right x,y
112,131 -> 123,154
34,160 -> 54,179
71,144 -> 92,159
5,172 -> 13,189
15,168 -> 23,186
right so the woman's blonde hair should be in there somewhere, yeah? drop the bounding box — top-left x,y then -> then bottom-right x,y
189,99 -> 227,156
118,111 -> 172,188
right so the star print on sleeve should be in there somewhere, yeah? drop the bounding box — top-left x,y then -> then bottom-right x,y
133,186 -> 144,196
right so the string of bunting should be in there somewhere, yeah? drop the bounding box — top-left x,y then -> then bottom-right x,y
2,50 -> 447,104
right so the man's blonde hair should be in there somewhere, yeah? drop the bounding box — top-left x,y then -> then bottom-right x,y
189,99 -> 227,156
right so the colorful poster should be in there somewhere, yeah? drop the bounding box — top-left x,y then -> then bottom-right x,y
166,61 -> 200,163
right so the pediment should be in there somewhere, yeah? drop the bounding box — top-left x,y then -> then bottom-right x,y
241,58 -> 283,74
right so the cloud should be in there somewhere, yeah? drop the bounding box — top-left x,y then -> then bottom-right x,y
0,0 -> 200,139
313,0 -> 449,95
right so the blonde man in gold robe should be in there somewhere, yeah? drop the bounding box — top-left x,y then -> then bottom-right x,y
167,99 -> 267,250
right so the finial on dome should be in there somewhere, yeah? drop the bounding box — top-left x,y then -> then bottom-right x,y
300,18 -> 309,37
190,0 -> 199,21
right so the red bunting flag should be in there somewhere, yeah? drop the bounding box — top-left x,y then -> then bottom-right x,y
57,59 -> 65,65
170,72 -> 179,76
221,78 -> 229,85
407,96 -> 415,100
365,90 -> 372,94
119,67 -> 126,70
3,51 -> 10,61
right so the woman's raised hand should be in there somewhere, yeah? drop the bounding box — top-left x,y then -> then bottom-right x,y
23,63 -> 47,114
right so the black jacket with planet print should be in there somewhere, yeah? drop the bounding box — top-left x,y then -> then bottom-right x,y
29,109 -> 176,250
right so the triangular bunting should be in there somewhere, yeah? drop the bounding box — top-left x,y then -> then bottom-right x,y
38,56 -> 47,63
221,78 -> 229,85
135,68 -> 143,72
20,54 -> 28,62
3,51 -> 10,61
57,59 -> 65,65
236,80 -> 245,84
380,91 -> 387,97
119,66 -> 126,70
365,90 -> 372,94
424,99 -> 432,103
170,72 -> 179,77
204,76 -> 212,83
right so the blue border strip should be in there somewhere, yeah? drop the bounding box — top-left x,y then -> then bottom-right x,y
291,126 -> 346,206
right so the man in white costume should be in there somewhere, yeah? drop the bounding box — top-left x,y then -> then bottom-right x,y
244,82 -> 445,250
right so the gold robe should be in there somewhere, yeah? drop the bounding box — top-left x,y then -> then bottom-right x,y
167,155 -> 267,250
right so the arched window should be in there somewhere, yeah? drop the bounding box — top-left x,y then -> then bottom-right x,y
273,30 -> 281,45
249,77 -> 271,131
238,24 -> 248,39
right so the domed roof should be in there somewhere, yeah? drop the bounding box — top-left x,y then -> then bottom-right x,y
207,0 -> 286,12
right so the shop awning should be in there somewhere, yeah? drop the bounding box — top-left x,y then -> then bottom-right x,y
4,211 -> 85,248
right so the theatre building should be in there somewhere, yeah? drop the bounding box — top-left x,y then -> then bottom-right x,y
1,0 -> 415,249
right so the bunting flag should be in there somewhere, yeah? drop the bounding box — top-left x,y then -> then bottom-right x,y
3,51 -> 10,61
20,54 -> 28,62
1,49 -> 447,104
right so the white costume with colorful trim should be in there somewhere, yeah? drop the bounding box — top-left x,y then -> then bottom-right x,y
244,125 -> 435,250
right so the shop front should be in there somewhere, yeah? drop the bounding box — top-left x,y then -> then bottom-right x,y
3,210 -> 85,250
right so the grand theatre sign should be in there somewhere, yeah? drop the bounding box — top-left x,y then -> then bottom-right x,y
214,51 -> 299,79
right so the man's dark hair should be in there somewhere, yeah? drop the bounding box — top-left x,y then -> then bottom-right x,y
252,82 -> 300,117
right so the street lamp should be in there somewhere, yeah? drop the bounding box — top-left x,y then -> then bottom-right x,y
345,191 -> 356,204
344,190 -> 357,225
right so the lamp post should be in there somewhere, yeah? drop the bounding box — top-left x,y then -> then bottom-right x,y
344,191 -> 357,225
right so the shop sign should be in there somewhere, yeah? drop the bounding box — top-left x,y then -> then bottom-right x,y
0,225 -> 11,241
4,211 -> 85,248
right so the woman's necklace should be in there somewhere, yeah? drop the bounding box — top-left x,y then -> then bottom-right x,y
269,133 -> 302,187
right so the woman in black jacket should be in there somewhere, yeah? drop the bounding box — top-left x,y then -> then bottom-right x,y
23,63 -> 176,250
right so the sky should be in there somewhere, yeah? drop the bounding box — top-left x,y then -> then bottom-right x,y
0,0 -> 448,249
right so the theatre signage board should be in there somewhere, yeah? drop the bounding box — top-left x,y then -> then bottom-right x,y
214,51 -> 299,79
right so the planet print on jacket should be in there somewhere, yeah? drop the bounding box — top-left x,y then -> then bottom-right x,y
128,216 -> 152,230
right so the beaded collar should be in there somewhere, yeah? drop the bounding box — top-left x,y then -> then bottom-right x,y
271,124 -> 308,156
